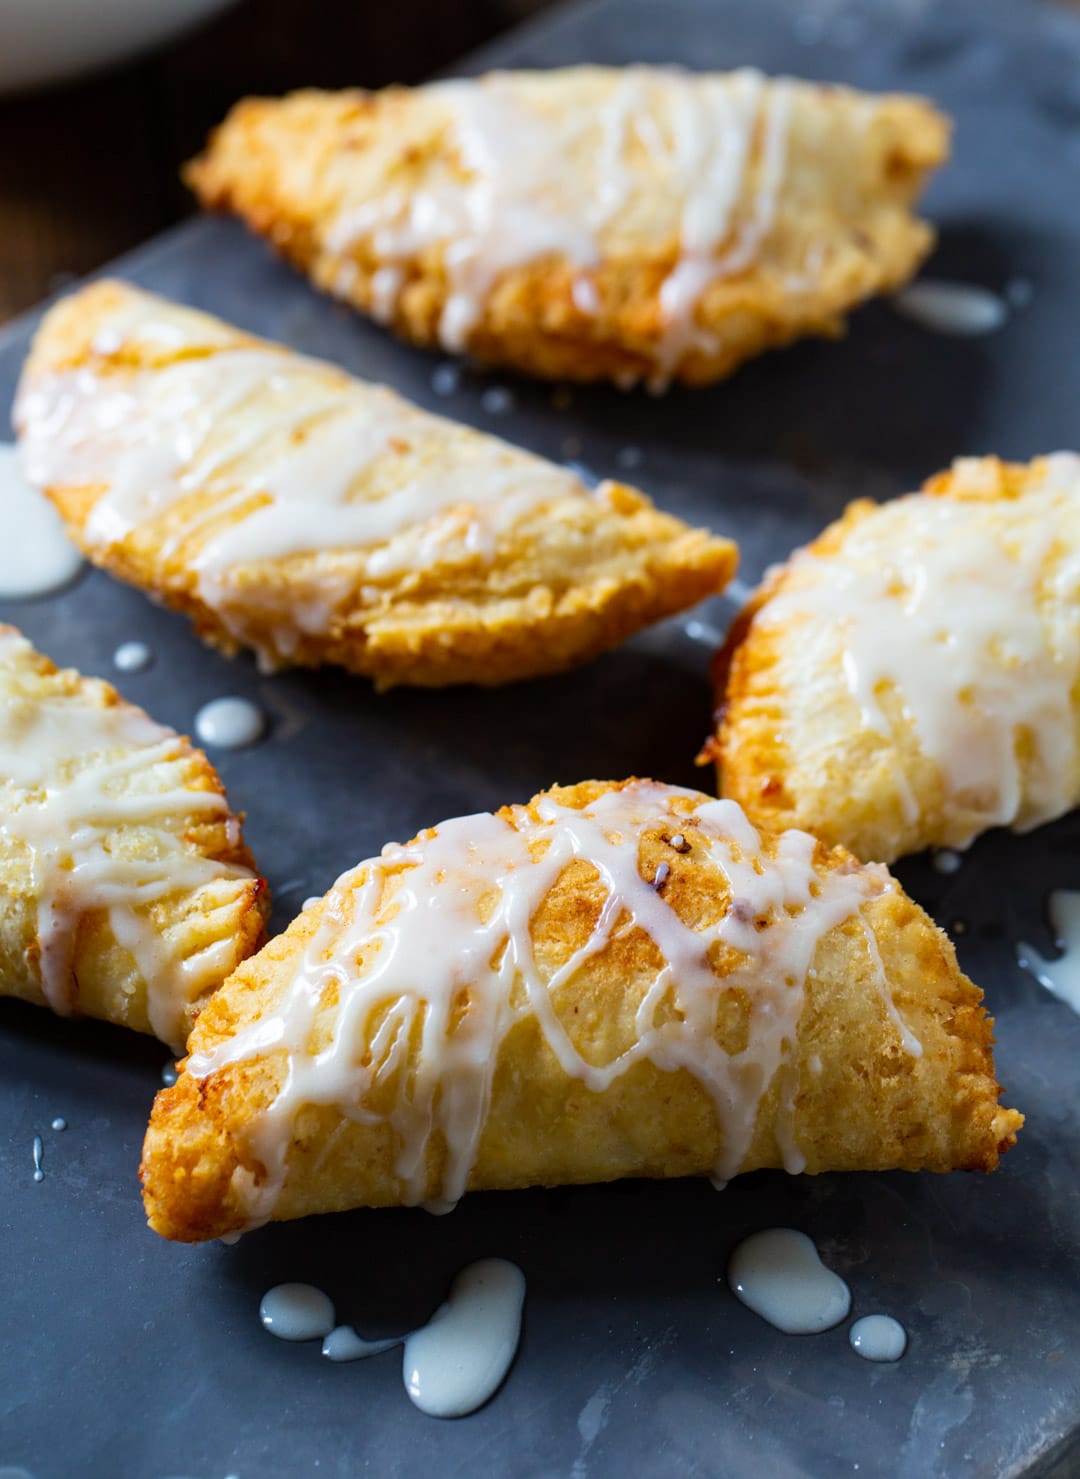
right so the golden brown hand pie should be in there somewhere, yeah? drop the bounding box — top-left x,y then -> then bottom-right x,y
15,281 -> 736,687
185,66 -> 949,388
0,626 -> 267,1051
710,455 -> 1080,863
141,778 -> 1019,1243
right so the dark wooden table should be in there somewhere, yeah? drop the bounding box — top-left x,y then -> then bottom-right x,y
0,0 -> 550,324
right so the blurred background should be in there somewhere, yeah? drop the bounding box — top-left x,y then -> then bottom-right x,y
0,0 -> 554,323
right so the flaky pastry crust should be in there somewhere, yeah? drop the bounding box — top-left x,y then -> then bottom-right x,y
0,626 -> 267,1049
142,779 -> 1019,1243
186,67 -> 949,386
17,282 -> 736,687
710,456 -> 1080,862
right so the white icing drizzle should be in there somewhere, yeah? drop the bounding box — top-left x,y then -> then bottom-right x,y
16,324 -> 599,663
850,1313 -> 907,1361
187,780 -> 912,1227
113,641 -> 153,674
761,457 -> 1080,847
32,1134 -> 44,1182
322,1325 -> 402,1362
265,1261 -> 525,1419
728,1227 -> 851,1334
51,1117 -> 66,1132
194,696 -> 266,750
1017,890 -> 1080,1016
0,443 -> 84,599
323,68 -> 802,377
0,630 -> 254,1049
259,1283 -> 336,1341
403,1259 -> 525,1418
892,280 -> 1008,337
653,74 -> 793,382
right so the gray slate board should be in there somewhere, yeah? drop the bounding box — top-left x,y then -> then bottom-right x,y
1,0 -> 1079,1475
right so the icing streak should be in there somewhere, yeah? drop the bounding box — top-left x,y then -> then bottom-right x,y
762,455 -> 1080,845
187,781 -> 910,1226
0,631 -> 253,1049
322,68 -> 800,379
15,327 -> 589,664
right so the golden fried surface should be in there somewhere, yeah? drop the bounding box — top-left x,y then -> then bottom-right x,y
711,455 -> 1080,863
186,67 -> 949,386
0,626 -> 267,1050
141,778 -> 1019,1243
16,282 -> 736,687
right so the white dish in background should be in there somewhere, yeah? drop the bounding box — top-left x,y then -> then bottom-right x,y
0,0 -> 235,95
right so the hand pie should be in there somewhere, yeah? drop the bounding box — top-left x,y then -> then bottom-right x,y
0,627 -> 267,1051
710,455 -> 1080,864
141,778 -> 1020,1243
185,66 -> 949,388
15,282 -> 736,686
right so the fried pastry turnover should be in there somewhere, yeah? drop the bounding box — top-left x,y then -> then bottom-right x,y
185,66 -> 950,388
15,282 -> 735,686
710,455 -> 1080,863
141,778 -> 1020,1243
0,627 -> 266,1050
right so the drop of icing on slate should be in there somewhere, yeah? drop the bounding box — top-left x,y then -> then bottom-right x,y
728,1228 -> 851,1334
421,1197 -> 459,1217
431,363 -> 461,397
262,1262 -> 526,1418
0,443 -> 84,599
684,618 -> 725,647
260,1283 -> 336,1341
403,1259 -> 526,1418
161,1064 -> 178,1087
892,281 -> 1008,337
480,386 -> 514,415
113,641 -> 154,674
1017,890 -> 1080,1015
850,1314 -> 907,1362
194,696 -> 266,750
932,849 -> 963,875
51,1117 -> 66,1132
32,1135 -> 44,1182
322,1326 -> 403,1362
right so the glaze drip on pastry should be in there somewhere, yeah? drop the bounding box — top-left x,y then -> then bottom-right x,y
18,347 -> 582,604
0,628 -> 260,1047
758,454 -> 1080,846
324,68 -> 793,382
187,780 -> 913,1225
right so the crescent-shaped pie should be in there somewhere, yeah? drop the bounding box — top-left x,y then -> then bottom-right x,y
141,778 -> 1019,1242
